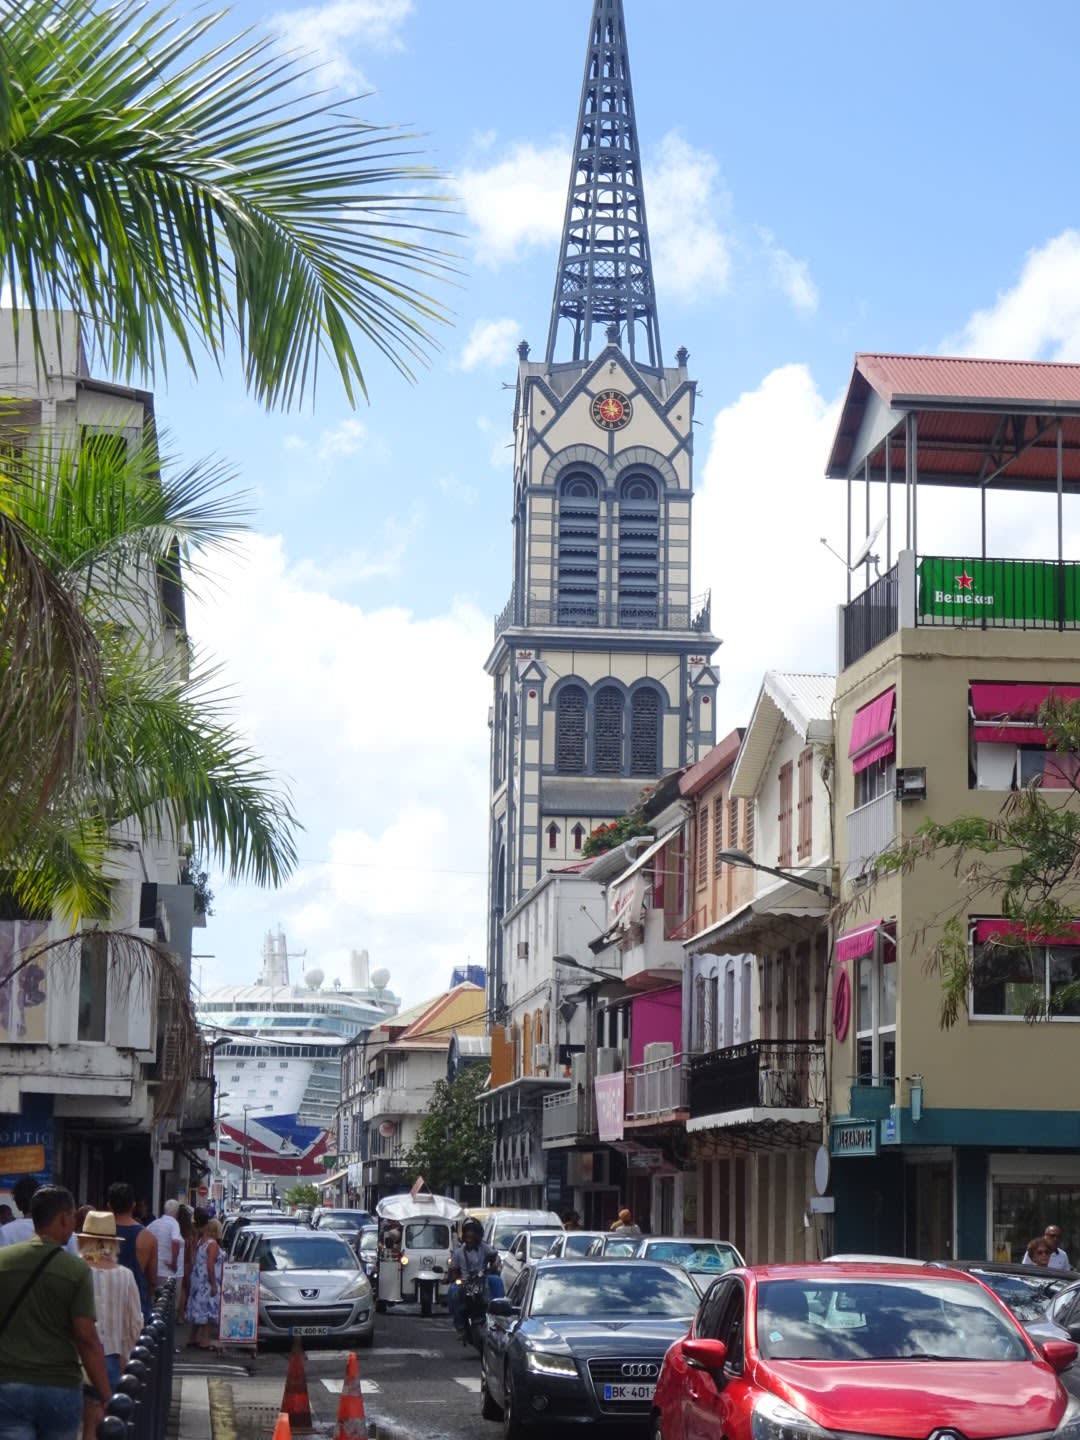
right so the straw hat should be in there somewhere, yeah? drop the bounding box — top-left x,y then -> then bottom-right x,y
78,1210 -> 120,1243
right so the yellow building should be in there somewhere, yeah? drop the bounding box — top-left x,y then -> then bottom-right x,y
828,353 -> 1080,1259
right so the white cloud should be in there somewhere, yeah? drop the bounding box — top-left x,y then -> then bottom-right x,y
456,140 -> 569,265
438,475 -> 479,506
186,533 -> 492,1001
317,418 -> 367,460
289,512 -> 420,588
460,317 -> 521,371
946,230 -> 1080,361
270,0 -> 412,88
694,364 -> 844,731
283,435 -> 307,452
647,133 -> 732,302
758,227 -> 819,313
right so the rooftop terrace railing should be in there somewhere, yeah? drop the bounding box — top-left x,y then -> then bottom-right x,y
494,589 -> 712,641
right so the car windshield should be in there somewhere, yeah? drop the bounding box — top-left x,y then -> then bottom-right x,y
319,1213 -> 369,1232
966,1269 -> 1070,1323
257,1237 -> 359,1272
531,1264 -> 699,1318
357,1230 -> 378,1254
644,1241 -> 740,1273
602,1236 -> 639,1257
405,1221 -> 451,1249
494,1225 -> 527,1249
757,1277 -> 1031,1361
529,1232 -> 561,1257
561,1234 -> 598,1256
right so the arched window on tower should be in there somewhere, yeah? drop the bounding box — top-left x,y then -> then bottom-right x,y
594,685 -> 624,774
557,474 -> 600,624
555,686 -> 587,774
630,687 -> 662,775
547,822 -> 560,851
618,474 -> 660,628
572,823 -> 586,852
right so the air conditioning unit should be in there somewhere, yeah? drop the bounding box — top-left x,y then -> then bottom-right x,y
570,1054 -> 588,1089
533,1043 -> 551,1071
596,1047 -> 622,1075
643,1042 -> 674,1065
516,940 -> 529,958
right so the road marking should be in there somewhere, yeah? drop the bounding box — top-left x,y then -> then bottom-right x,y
453,1377 -> 481,1393
321,1379 -> 380,1394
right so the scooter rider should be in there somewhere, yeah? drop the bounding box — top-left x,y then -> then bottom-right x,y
447,1218 -> 504,1334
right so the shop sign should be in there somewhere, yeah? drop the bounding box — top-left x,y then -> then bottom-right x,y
918,557 -> 1080,624
594,1073 -> 625,1142
627,1149 -> 663,1171
219,1262 -> 259,1347
830,1119 -> 878,1157
0,1095 -> 54,1187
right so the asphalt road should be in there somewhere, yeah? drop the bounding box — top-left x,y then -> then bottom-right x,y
176,1303 -> 503,1440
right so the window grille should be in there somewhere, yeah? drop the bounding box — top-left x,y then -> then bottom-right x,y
618,475 -> 660,627
630,688 -> 661,774
556,687 -> 587,773
557,474 -> 600,624
595,686 -> 624,773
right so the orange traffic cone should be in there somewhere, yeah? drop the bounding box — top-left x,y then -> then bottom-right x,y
281,1337 -> 313,1433
332,1353 -> 366,1440
271,1414 -> 292,1440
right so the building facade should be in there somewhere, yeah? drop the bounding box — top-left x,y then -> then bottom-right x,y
484,0 -> 719,1032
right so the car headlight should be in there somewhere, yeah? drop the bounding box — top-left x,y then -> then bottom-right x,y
752,1393 -> 831,1440
525,1350 -> 579,1378
340,1274 -> 372,1301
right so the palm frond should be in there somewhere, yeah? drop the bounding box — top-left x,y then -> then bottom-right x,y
0,0 -> 457,408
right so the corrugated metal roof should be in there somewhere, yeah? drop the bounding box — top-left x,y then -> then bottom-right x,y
543,778 -> 644,814
730,672 -> 834,801
827,352 -> 1080,485
775,672 -> 834,729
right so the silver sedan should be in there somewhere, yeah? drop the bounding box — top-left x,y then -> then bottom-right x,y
248,1228 -> 375,1347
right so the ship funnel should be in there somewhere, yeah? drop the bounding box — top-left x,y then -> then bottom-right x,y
350,948 -> 370,989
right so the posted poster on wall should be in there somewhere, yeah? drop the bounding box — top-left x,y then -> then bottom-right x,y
219,1262 -> 259,1347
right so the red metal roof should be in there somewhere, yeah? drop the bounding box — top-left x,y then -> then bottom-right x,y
827,353 -> 1080,489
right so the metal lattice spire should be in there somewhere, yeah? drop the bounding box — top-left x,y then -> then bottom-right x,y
545,0 -> 662,369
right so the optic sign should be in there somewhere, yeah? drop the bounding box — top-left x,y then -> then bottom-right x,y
918,557 -> 1080,624
829,1119 -> 878,1157
595,1073 -> 625,1142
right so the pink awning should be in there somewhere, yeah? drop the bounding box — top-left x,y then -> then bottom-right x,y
970,682 -> 1080,746
973,917 -> 1080,945
849,688 -> 896,774
836,919 -> 895,963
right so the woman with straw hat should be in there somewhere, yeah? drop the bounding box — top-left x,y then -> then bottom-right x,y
76,1211 -> 143,1437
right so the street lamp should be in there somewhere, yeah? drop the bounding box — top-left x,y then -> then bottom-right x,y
715,848 -> 834,900
213,1091 -> 231,1190
241,1103 -> 272,1199
552,954 -> 622,981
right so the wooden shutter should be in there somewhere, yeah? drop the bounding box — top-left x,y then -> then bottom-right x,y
697,801 -> 710,889
744,799 -> 755,858
778,761 -> 793,867
797,746 -> 814,861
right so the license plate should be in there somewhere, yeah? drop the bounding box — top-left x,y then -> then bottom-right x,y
290,1326 -> 329,1336
603,1383 -> 655,1402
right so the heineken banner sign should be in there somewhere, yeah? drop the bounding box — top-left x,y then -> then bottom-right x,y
919,557 -> 1079,624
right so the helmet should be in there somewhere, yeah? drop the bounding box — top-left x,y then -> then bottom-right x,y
462,1217 -> 483,1238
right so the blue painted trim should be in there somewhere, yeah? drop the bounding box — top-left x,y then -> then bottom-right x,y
834,1105 -> 1080,1150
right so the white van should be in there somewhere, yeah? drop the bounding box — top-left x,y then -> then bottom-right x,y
482,1209 -> 564,1258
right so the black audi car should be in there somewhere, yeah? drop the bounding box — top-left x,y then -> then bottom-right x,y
479,1257 -> 699,1434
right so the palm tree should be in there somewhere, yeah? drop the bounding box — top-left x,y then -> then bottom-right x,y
1,422 -> 298,919
0,0 -> 453,408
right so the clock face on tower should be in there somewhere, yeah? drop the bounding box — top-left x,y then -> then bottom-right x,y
590,389 -> 633,431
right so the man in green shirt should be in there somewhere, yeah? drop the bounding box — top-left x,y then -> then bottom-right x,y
0,1185 -> 111,1440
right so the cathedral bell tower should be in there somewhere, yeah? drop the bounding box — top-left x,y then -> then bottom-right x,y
484,0 -> 719,1011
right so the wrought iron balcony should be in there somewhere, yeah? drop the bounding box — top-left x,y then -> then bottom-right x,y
689,1039 -> 826,1120
494,588 -> 712,641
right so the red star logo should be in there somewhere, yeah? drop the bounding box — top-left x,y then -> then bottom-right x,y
955,571 -> 974,590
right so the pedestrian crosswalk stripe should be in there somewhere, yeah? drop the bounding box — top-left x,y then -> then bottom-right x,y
321,1379 -> 380,1394
453,1377 -> 481,1393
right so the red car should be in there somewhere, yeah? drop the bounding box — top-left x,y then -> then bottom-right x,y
652,1262 -> 1080,1440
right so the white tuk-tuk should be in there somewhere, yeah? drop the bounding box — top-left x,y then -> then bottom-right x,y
375,1190 -> 465,1316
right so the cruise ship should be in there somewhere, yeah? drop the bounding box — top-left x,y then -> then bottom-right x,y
197,930 -> 400,1186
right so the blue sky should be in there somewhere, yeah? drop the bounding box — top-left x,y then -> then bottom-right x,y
166,0 -> 1080,1005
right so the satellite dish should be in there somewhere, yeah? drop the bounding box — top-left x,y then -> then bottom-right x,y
851,516 -> 886,569
304,967 -> 324,990
371,967 -> 390,990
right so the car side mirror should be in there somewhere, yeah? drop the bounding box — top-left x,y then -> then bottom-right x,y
682,1337 -> 728,1375
1041,1339 -> 1079,1373
1068,1324 -> 1080,1345
488,1298 -> 518,1318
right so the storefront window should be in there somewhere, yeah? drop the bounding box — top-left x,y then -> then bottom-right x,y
855,952 -> 896,1085
993,1182 -> 1080,1263
972,942 -> 1080,1018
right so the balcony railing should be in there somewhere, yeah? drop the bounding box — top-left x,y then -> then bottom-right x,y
843,552 -> 1080,669
689,1039 -> 826,1120
625,1052 -> 687,1121
843,563 -> 899,668
494,588 -> 712,641
846,791 -> 897,881
542,1085 -> 596,1142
